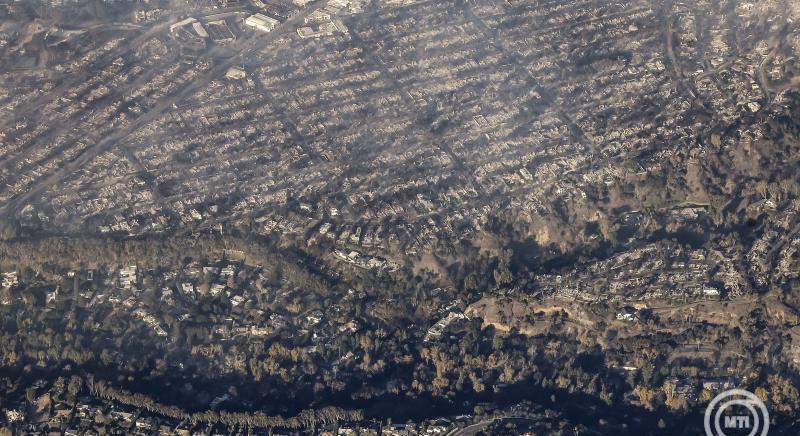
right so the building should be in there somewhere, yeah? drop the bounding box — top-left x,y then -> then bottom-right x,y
1,271 -> 18,288
170,17 -> 197,34
245,13 -> 280,32
192,22 -> 209,39
259,1 -> 299,20
305,10 -> 332,24
225,67 -> 246,80
615,306 -> 637,321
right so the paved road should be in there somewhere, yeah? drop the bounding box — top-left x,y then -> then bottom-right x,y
0,16 -> 176,132
0,1 -> 330,219
449,417 -> 533,436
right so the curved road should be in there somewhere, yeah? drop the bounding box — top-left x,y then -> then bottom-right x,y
449,417 -> 534,436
